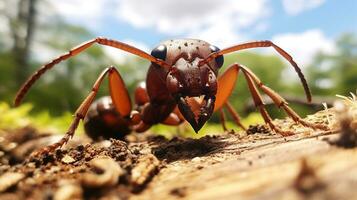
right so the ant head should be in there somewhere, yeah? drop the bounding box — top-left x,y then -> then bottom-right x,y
150,39 -> 224,132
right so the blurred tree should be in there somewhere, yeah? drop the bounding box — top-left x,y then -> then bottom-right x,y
24,23 -> 132,115
1,0 -> 38,87
308,33 -> 357,96
0,0 -> 143,115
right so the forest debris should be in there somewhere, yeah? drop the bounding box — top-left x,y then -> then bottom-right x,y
81,156 -> 124,188
170,186 -> 187,198
11,135 -> 63,162
330,100 -> 357,148
54,180 -> 83,200
191,157 -> 201,162
61,155 -> 76,164
152,136 -> 227,162
0,172 -> 25,192
246,124 -> 271,135
131,154 -> 160,188
294,159 -> 325,195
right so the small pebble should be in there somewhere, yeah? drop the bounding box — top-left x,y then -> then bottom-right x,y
0,172 -> 25,192
82,156 -> 123,188
61,155 -> 76,164
131,154 -> 160,187
54,180 -> 82,200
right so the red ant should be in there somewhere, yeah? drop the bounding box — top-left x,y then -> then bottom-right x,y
14,38 -> 328,154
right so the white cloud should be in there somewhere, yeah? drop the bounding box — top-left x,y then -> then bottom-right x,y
50,0 -> 114,29
44,0 -> 272,48
38,0 -> 336,67
116,0 -> 270,46
272,29 -> 336,67
190,21 -> 247,47
47,0 -> 271,52
282,0 -> 326,15
271,29 -> 336,83
117,0 -> 268,33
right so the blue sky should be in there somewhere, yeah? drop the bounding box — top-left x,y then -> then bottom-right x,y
267,0 -> 356,38
45,0 -> 356,66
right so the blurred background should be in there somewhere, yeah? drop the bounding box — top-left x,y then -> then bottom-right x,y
0,0 -> 356,136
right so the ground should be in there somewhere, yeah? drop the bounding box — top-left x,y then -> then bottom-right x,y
0,106 -> 357,200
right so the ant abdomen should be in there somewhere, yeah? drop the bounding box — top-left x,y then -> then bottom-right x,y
84,96 -> 132,140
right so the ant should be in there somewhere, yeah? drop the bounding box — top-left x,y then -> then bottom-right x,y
14,38 -> 328,154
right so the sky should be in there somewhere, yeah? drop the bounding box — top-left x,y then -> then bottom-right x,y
41,0 -> 357,67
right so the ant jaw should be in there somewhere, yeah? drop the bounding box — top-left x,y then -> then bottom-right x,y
176,95 -> 215,133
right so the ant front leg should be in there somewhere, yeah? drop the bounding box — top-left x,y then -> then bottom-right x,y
130,82 -> 182,132
214,66 -> 246,131
215,63 -> 328,136
236,65 -> 329,132
32,66 -> 139,156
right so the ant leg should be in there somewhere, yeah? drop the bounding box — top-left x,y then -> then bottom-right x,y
218,109 -> 228,132
214,63 -> 292,135
238,65 -> 328,131
236,65 -> 294,136
32,66 -> 136,155
217,63 -> 321,135
108,67 -> 140,126
214,64 -> 239,111
109,67 -> 132,117
134,82 -> 150,106
32,67 -> 112,155
15,37 -> 169,107
202,40 -> 311,102
215,64 -> 246,130
225,102 -> 247,131
134,82 -> 181,126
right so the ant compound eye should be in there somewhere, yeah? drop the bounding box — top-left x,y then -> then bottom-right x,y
209,45 -> 220,52
209,45 -> 224,68
151,44 -> 167,61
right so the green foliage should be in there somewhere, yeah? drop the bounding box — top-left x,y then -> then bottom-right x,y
0,102 -> 83,135
0,102 -> 33,129
151,112 -> 264,139
0,52 -> 17,103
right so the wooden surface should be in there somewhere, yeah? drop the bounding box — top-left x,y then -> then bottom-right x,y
132,110 -> 357,200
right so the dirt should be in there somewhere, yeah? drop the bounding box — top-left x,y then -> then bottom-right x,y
1,108 -> 357,200
0,130 -> 160,199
